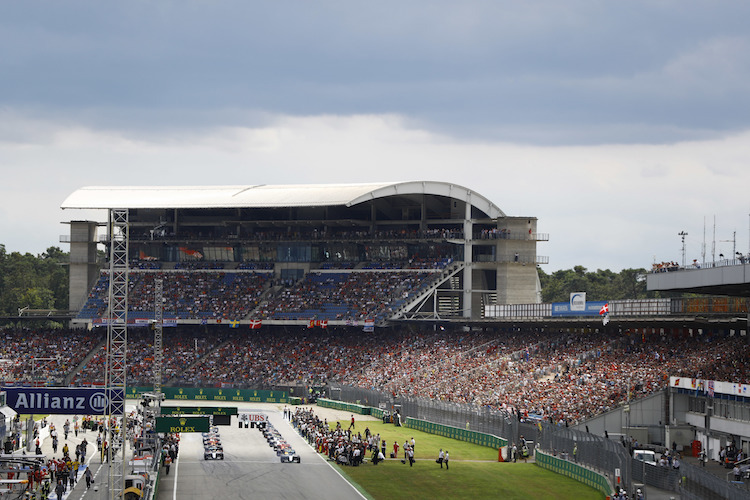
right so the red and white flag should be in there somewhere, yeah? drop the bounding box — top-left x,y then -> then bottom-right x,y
249,319 -> 262,329
600,303 -> 610,325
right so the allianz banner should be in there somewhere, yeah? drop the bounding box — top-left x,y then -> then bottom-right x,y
125,387 -> 287,403
2,387 -> 124,415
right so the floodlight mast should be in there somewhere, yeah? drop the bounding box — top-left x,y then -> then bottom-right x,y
678,231 -> 688,267
106,208 -> 129,500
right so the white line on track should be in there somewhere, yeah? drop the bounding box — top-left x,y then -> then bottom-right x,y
172,452 -> 179,500
281,416 -> 368,500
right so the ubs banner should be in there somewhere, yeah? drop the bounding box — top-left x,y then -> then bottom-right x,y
2,387 -> 124,415
125,386 -> 287,403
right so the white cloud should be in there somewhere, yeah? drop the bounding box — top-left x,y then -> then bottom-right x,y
1,112 -> 749,271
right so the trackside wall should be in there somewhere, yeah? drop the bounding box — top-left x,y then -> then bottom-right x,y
535,449 -> 614,498
317,398 -> 371,415
405,417 -> 507,450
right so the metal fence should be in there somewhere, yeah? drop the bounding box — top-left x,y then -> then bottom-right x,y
630,459 -> 680,491
678,461 -> 750,500
536,423 -> 632,492
329,384 -> 750,499
333,385 -> 518,441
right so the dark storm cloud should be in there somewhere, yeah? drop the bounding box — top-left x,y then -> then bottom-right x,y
1,1 -> 749,144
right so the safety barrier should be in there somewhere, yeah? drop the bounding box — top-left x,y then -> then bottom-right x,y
535,449 -> 614,498
369,407 -> 386,419
317,398 -> 371,415
405,417 -> 506,450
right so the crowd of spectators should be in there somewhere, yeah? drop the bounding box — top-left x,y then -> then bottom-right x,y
651,262 -> 681,272
475,228 -> 516,239
0,328 -> 102,385
292,407 -> 396,466
69,328 -> 233,386
257,271 -> 437,323
2,325 -> 749,427
78,270 -> 271,321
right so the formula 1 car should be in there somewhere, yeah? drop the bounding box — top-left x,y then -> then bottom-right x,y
204,445 -> 224,460
279,448 -> 300,463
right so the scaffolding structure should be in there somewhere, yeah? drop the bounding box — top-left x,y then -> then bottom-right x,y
153,277 -> 163,395
106,208 -> 129,499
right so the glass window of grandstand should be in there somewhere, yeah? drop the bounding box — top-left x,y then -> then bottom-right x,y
277,243 -> 312,262
472,245 -> 496,263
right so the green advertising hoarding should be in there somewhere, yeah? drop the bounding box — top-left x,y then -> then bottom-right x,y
125,387 -> 287,403
161,406 -> 238,416
155,416 -> 210,433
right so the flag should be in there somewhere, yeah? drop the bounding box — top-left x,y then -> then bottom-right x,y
229,320 -> 240,328
599,302 -> 609,325
249,319 -> 262,329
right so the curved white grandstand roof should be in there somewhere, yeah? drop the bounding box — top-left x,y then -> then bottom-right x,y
61,182 -> 505,218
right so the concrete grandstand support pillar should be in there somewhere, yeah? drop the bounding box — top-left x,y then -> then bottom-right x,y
463,197 -> 473,319
66,220 -> 101,312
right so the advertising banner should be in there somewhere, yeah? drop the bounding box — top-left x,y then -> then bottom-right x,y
161,406 -> 238,416
155,416 -> 210,433
551,300 -> 608,317
2,387 -> 124,415
125,387 -> 287,403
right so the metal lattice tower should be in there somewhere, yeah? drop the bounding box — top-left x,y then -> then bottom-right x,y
106,208 -> 129,500
153,277 -> 163,395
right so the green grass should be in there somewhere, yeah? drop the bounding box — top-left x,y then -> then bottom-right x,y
330,420 -> 604,500
340,420 -> 498,461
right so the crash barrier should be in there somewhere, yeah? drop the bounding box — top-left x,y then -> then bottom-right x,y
369,407 -> 386,419
535,449 -> 614,498
124,387 -> 287,403
405,417 -> 507,451
317,398 -> 371,415
288,397 -> 303,405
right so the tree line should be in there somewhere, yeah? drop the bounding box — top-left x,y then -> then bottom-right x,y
0,244 -> 69,315
538,265 -> 666,303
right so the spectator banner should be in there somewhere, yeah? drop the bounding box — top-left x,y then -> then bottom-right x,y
92,318 -> 177,327
155,416 -> 210,433
551,300 -> 608,317
670,377 -> 749,398
2,387 -> 124,415
124,386 -> 287,403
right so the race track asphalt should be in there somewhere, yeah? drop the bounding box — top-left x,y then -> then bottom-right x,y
156,408 -> 364,500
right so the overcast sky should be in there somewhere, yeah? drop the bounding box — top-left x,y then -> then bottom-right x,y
1,1 -> 749,271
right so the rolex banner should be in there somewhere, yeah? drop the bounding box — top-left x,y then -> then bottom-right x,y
125,386 -> 287,403
155,416 -> 210,433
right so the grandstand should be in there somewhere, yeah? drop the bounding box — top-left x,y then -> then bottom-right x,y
40,181 -> 750,498
61,182 -> 547,327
